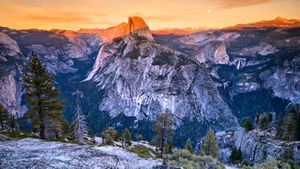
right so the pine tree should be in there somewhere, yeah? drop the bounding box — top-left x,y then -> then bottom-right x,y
154,112 -> 174,158
8,114 -> 19,132
123,128 -> 132,147
185,138 -> 193,154
229,147 -> 242,164
296,111 -> 300,141
165,140 -> 173,154
0,103 -> 9,130
201,128 -> 219,158
241,117 -> 253,131
61,119 -> 72,139
276,113 -> 284,139
22,52 -> 63,139
258,113 -> 272,130
284,107 -> 297,141
73,91 -> 88,144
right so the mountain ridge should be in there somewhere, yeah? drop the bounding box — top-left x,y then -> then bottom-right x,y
226,16 -> 300,29
2,16 -> 299,37
0,15 -> 299,146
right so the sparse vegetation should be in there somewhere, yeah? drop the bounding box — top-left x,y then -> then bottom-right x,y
0,103 -> 10,130
251,157 -> 291,169
152,51 -> 174,65
242,116 -> 253,131
72,94 -> 88,144
154,112 -> 174,158
201,128 -> 219,158
101,127 -> 118,145
135,134 -> 143,141
167,149 -> 225,169
165,140 -> 173,154
129,145 -> 160,158
284,106 -> 299,141
185,138 -> 193,154
123,128 -> 132,147
257,113 -> 273,130
125,47 -> 140,60
6,130 -> 39,140
276,113 -> 284,139
229,146 -> 242,164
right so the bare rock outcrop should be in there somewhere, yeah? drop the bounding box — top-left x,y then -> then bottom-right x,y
215,128 -> 300,163
99,16 -> 153,43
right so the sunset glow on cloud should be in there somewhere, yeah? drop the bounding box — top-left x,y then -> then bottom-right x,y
0,0 -> 299,30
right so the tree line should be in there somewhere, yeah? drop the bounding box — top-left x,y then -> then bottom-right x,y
241,106 -> 300,142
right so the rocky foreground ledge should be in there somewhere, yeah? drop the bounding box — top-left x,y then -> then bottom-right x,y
0,138 -> 163,169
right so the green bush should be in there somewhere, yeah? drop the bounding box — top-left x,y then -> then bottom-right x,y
7,131 -> 39,139
229,147 -> 242,164
169,149 -> 193,161
167,149 -> 225,169
185,138 -> 193,154
129,145 -> 159,158
135,134 -> 143,141
101,127 -> 118,145
252,157 -> 291,169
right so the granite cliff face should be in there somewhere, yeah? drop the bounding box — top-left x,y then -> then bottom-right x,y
0,32 -> 24,116
84,34 -> 238,127
215,128 -> 300,163
154,25 -> 300,119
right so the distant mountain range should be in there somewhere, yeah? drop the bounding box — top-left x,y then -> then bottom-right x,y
227,17 -> 300,29
0,16 -> 299,146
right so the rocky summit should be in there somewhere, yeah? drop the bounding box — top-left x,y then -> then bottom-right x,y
88,16 -> 153,43
0,16 -> 299,145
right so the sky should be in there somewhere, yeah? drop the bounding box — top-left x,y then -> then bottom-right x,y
0,0 -> 299,30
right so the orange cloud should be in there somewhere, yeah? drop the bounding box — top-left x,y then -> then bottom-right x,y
23,13 -> 89,23
214,0 -> 273,9
138,15 -> 178,22
0,0 -> 299,30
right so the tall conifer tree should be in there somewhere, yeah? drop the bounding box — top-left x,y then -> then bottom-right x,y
0,103 -> 9,130
284,106 -> 298,141
123,128 -> 132,147
154,112 -> 174,158
22,52 -> 63,139
185,138 -> 193,154
72,91 -> 88,144
201,128 -> 219,158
